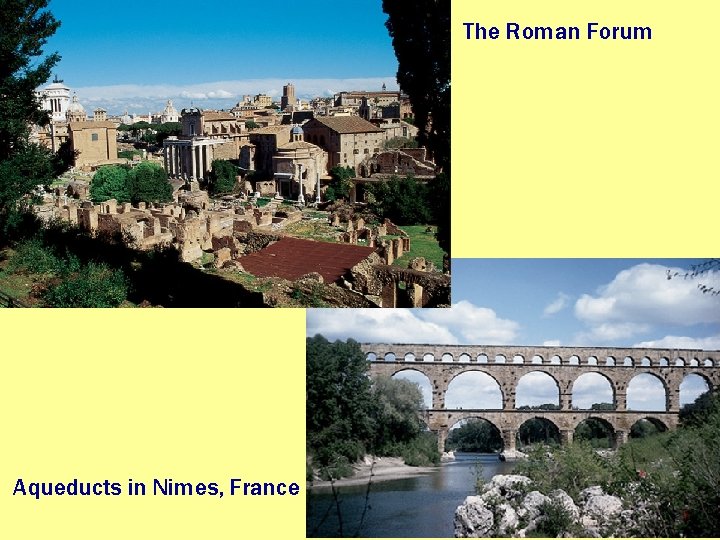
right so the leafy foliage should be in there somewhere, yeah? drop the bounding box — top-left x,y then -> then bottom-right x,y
365,175 -> 432,225
324,165 -> 354,202
382,0 -> 449,173
44,262 -> 128,307
516,392 -> 720,537
383,136 -> 418,150
127,161 -> 172,204
446,419 -> 503,452
90,165 -> 131,203
514,441 -> 613,500
208,159 -> 237,195
307,336 -> 439,478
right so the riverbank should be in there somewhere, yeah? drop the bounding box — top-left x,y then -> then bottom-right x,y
309,456 -> 440,489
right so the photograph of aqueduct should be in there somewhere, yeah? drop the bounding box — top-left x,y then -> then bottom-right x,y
362,343 -> 720,454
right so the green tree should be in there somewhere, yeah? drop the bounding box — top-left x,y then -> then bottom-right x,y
208,159 -> 237,195
325,165 -> 354,201
44,262 -> 128,307
383,0 -> 449,173
446,419 -> 503,452
306,336 -> 376,469
383,136 -> 419,150
245,120 -> 259,130
371,376 -> 424,451
366,175 -> 432,224
383,0 -> 451,256
0,0 -> 62,235
90,165 -> 131,203
127,161 -> 172,204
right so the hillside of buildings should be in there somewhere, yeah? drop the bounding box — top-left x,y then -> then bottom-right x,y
0,77 -> 451,308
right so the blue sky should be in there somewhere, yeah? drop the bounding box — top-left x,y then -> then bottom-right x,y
41,0 -> 398,113
307,259 -> 720,411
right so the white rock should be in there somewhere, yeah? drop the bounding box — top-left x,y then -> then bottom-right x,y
497,503 -> 519,536
454,495 -> 494,538
549,489 -> 580,519
518,490 -> 550,520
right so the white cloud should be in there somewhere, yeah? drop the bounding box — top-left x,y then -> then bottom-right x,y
543,292 -> 570,317
67,77 -> 399,114
306,309 -> 457,344
515,372 -> 558,407
445,371 -> 503,409
573,263 -> 720,342
633,334 -> 720,350
421,300 -> 520,344
575,264 -> 720,326
542,339 -> 561,346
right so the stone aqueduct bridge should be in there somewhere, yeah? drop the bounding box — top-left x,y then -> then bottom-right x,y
361,343 -> 720,453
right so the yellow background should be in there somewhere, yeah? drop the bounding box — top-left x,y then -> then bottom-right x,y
453,0 -> 719,257
0,310 -> 306,539
3,1 -> 720,539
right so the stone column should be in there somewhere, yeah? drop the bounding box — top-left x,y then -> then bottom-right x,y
615,391 -> 627,411
561,429 -> 574,445
436,429 -> 448,454
559,392 -> 572,410
614,430 -> 628,448
433,382 -> 445,410
502,429 -> 517,454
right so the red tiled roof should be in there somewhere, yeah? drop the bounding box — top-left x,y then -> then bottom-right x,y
239,237 -> 375,283
312,116 -> 384,134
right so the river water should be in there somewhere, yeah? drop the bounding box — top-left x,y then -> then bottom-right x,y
307,453 -> 515,538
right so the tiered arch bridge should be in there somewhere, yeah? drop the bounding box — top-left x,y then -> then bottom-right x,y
361,343 -> 720,453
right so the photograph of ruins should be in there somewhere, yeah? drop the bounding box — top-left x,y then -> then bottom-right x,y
0,0 -> 449,308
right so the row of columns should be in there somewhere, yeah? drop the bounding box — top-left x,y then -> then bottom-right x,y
436,426 -> 631,454
430,382 -> 682,413
164,143 -> 212,181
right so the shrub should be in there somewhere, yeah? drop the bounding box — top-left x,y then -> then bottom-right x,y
44,262 -> 128,307
8,238 -> 63,275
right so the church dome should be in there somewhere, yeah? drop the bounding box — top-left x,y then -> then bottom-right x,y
67,93 -> 85,114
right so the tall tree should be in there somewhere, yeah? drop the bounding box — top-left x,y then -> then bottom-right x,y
383,0 -> 450,174
0,0 -> 61,235
383,0 -> 451,256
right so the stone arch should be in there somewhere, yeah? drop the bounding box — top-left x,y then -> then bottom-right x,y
446,416 -> 505,452
703,358 -> 714,367
623,356 -> 634,367
674,357 -> 685,366
549,355 -> 561,365
392,368 -> 433,409
659,357 -> 669,367
573,417 -> 616,448
366,352 -> 377,361
630,417 -> 668,437
494,354 -> 506,364
515,371 -> 561,409
531,355 -> 543,365
422,353 -> 434,362
477,354 -> 488,363
384,352 -> 396,362
605,356 -> 616,366
512,354 -> 525,364
627,372 -> 668,411
404,352 -> 416,362
689,358 -> 699,367
571,372 -> 615,410
567,355 -> 580,365
442,353 -> 454,363
446,370 -> 504,409
587,355 -> 598,366
640,356 -> 652,367
517,416 -> 561,446
458,353 -> 472,363
679,373 -> 711,406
